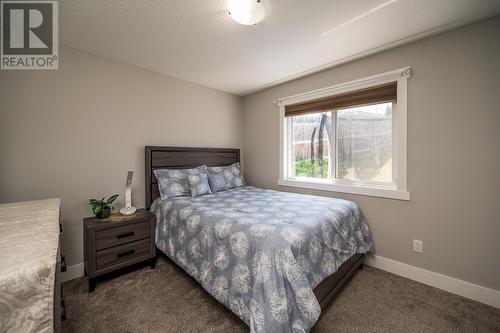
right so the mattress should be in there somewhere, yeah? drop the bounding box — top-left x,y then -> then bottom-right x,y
0,199 -> 61,333
151,186 -> 373,333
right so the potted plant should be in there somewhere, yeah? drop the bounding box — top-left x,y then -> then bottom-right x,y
89,194 -> 119,219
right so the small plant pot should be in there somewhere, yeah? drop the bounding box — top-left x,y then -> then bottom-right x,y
96,207 -> 111,219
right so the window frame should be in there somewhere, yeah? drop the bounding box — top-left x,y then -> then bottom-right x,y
277,67 -> 411,201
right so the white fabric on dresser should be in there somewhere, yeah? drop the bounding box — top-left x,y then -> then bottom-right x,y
0,199 -> 60,333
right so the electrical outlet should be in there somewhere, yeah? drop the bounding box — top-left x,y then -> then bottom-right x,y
413,239 -> 423,253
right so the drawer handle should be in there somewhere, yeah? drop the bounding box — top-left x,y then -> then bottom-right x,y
117,249 -> 135,258
116,231 -> 134,239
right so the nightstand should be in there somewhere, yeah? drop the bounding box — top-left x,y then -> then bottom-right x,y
83,209 -> 156,292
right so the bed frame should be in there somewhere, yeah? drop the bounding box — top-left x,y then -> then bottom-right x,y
145,146 -> 364,310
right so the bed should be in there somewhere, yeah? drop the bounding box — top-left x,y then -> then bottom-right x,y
146,146 -> 373,333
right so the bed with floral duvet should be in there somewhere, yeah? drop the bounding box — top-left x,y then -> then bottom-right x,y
150,186 -> 373,333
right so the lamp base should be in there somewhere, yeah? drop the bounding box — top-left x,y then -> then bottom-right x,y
120,206 -> 137,215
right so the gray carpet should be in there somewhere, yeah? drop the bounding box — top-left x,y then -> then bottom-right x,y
62,256 -> 500,333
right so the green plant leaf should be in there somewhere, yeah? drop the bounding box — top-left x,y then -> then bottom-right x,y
92,203 -> 103,215
107,194 -> 119,205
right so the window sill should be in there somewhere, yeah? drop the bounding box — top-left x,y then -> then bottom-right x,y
277,178 -> 410,201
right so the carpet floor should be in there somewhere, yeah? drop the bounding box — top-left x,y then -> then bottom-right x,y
62,256 -> 500,333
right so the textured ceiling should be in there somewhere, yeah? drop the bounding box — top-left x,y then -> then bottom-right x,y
61,0 -> 500,95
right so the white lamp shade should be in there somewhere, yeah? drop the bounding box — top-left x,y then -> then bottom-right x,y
229,0 -> 266,25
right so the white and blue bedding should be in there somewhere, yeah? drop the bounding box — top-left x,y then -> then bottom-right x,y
150,186 -> 373,333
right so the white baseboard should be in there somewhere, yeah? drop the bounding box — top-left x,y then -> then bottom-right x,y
365,254 -> 500,309
61,263 -> 84,283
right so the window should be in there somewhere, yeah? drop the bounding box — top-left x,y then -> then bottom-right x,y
277,68 -> 411,200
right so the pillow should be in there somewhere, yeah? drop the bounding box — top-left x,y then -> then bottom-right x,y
207,172 -> 230,193
154,166 -> 205,199
206,162 -> 241,175
187,173 -> 212,197
206,162 -> 246,191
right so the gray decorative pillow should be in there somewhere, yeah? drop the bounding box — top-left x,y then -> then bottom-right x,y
187,173 -> 212,197
207,172 -> 231,193
206,162 -> 246,190
154,166 -> 205,199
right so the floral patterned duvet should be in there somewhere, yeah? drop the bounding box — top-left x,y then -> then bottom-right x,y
151,186 -> 373,333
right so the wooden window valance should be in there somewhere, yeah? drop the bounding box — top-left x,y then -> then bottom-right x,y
284,82 -> 397,117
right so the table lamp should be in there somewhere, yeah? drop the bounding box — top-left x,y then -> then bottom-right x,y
120,171 -> 136,215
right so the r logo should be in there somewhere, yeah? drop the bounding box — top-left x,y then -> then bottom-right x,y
2,2 -> 53,54
1,0 -> 58,69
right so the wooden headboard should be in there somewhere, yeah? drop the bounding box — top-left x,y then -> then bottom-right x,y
145,146 -> 240,208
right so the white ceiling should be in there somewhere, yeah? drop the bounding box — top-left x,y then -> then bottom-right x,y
61,0 -> 500,96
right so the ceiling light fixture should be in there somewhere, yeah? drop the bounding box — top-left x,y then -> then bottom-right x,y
228,0 -> 266,26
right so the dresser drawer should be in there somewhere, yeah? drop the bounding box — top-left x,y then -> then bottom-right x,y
95,220 -> 150,250
96,238 -> 152,271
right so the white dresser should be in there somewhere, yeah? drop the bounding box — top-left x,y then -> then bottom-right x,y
0,199 -> 61,333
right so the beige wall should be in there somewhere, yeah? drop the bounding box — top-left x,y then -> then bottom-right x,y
0,46 -> 243,267
242,17 -> 500,290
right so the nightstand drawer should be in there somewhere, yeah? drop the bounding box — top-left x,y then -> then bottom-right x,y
96,238 -> 151,271
95,220 -> 150,250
